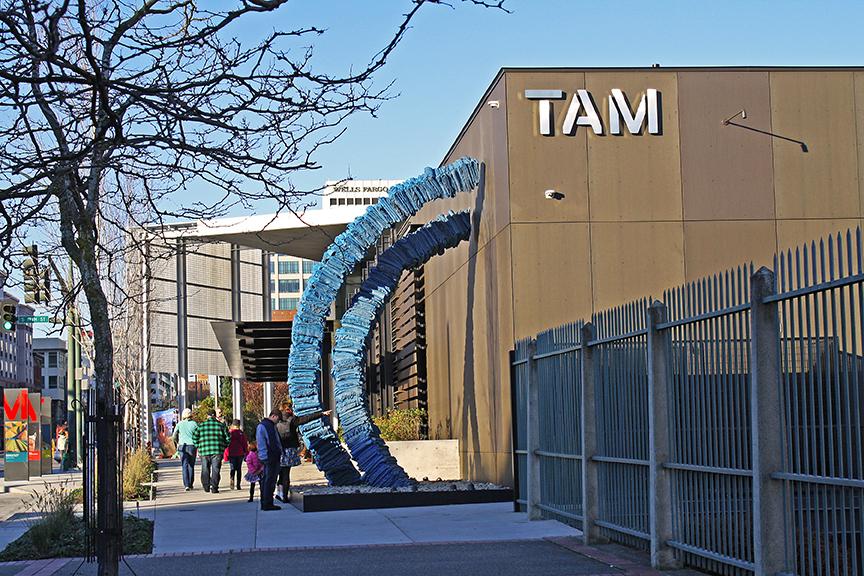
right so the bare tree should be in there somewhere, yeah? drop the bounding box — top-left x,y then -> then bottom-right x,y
0,1 -> 506,574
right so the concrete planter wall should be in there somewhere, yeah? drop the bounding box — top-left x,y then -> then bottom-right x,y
386,439 -> 460,481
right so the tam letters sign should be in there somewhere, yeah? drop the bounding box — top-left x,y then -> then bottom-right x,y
525,88 -> 661,136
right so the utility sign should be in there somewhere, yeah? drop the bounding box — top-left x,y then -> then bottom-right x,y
17,315 -> 50,323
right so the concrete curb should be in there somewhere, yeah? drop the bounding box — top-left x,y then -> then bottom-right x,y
545,537 -> 671,576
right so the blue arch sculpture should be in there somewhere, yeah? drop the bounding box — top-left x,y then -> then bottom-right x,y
333,211 -> 473,487
288,158 -> 480,485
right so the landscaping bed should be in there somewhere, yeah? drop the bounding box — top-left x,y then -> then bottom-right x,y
0,515 -> 153,560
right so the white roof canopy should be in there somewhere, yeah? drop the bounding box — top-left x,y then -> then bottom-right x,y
151,205 -> 372,260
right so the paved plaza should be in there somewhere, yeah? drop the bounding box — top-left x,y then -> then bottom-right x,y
0,460 -> 707,575
136,460 -> 579,553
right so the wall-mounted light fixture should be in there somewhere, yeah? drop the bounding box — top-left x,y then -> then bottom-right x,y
722,109 -> 747,125
722,108 -> 808,152
544,189 -> 564,200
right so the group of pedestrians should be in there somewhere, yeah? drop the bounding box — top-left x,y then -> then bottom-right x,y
252,403 -> 329,510
171,403 -> 327,511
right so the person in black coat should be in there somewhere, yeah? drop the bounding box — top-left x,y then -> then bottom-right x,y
275,403 -> 330,502
255,409 -> 283,511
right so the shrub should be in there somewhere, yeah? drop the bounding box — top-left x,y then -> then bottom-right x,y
191,395 -> 233,423
372,408 -> 427,441
191,396 -> 215,423
23,482 -> 77,555
123,448 -> 155,501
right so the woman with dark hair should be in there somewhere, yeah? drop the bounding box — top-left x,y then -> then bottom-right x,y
275,403 -> 329,502
224,419 -> 249,489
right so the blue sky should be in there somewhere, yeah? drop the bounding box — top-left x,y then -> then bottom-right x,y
20,0 -> 864,333
223,0 -> 864,208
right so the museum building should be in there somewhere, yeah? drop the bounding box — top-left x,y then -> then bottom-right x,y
411,67 -> 864,485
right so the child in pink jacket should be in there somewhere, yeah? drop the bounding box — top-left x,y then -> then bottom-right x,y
244,441 -> 264,503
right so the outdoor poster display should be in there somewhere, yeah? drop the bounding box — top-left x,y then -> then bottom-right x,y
3,388 -> 33,481
28,392 -> 41,478
40,397 -> 52,475
152,409 -> 178,458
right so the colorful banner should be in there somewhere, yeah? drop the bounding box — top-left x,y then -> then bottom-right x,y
4,421 -> 27,452
28,392 -> 41,477
152,409 -> 178,458
40,397 -> 52,475
3,389 -> 30,481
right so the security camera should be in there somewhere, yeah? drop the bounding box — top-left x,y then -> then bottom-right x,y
487,100 -> 500,109
544,189 -> 563,200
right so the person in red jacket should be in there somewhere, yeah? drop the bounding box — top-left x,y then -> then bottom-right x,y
223,419 -> 249,490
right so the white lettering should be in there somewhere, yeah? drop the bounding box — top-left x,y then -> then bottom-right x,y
527,88 -> 661,137
609,88 -> 660,135
524,90 -> 565,136
563,89 -> 603,135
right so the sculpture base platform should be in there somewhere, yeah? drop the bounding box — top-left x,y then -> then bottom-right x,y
289,482 -> 513,512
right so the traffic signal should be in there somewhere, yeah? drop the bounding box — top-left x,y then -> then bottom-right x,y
41,268 -> 50,303
1,301 -> 16,332
23,245 -> 39,304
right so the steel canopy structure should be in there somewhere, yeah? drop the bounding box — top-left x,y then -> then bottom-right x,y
211,320 -> 334,383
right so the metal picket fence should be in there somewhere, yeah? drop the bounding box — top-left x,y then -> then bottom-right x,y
511,228 -> 864,576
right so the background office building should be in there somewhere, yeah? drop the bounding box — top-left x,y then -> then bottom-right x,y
410,67 -> 864,484
32,337 -> 68,426
0,292 -> 34,391
269,256 -> 314,314
269,182 -> 391,315
32,337 -> 66,402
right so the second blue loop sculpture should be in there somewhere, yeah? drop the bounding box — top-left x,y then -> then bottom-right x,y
334,210 -> 473,486
287,157 -> 480,485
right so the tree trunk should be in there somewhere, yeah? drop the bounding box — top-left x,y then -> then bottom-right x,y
61,208 -> 120,576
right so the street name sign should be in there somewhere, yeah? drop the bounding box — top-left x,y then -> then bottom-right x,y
17,315 -> 51,323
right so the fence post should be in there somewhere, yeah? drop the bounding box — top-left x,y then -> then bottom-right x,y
509,349 -> 521,513
646,301 -> 680,569
749,267 -> 789,576
580,322 -> 605,544
526,338 -> 541,520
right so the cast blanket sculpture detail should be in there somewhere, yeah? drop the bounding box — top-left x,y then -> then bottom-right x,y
288,157 -> 480,485
333,211 -> 473,487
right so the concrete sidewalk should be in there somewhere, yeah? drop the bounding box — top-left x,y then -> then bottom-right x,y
139,460 -> 580,553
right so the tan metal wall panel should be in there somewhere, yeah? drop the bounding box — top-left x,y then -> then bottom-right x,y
856,72 -> 864,218
423,229 -> 514,483
590,222 -> 685,310
510,222 -> 593,339
679,71 -> 775,220
416,78 -> 510,271
684,220 -> 777,282
771,71 -> 860,219
777,219 -> 860,253
505,71 -> 589,223
585,71 -> 682,222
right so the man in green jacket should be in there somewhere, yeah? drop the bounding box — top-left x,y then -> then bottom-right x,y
192,410 -> 230,494
171,408 -> 198,491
